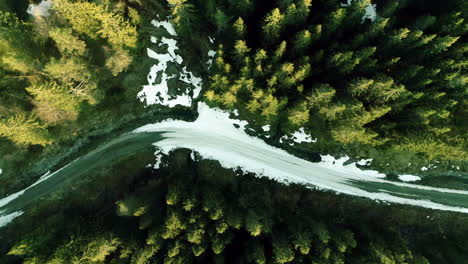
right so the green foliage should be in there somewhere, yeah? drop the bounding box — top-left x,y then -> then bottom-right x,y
0,0 -> 139,147
262,8 -> 284,42
26,81 -> 81,123
4,151 -> 468,264
53,0 -> 137,48
49,28 -> 87,56
233,17 -> 246,37
196,0 -> 467,163
0,113 -> 51,146
167,0 -> 197,36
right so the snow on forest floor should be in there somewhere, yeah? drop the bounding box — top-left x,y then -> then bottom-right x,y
280,127 -> 318,145
398,175 -> 422,182
137,19 -> 202,108
341,0 -> 377,22
27,0 -> 52,17
134,102 -> 468,213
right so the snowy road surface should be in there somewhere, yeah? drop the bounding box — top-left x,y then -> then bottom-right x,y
2,103 -> 467,228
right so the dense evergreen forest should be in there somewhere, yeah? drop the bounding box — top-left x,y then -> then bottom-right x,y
165,0 -> 467,164
1,149 -> 468,264
0,0 -> 172,196
0,1 -> 467,263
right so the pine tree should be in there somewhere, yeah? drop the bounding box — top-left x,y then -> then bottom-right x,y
26,81 -> 81,123
292,231 -> 312,255
0,113 -> 51,146
288,101 -> 309,127
273,41 -> 287,61
247,240 -> 266,264
293,30 -> 312,53
272,239 -> 295,264
233,17 -> 246,37
53,0 -> 137,48
234,40 -> 251,60
214,9 -> 231,33
262,8 -> 284,42
348,78 -> 374,97
325,8 -> 346,33
49,28 -> 87,56
45,58 -> 91,85
327,51 -> 360,74
429,35 -> 460,54
228,0 -> 254,15
307,83 -> 336,107
166,0 -> 197,36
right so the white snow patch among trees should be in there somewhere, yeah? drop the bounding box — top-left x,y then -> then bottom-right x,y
27,0 -> 52,17
262,125 -> 271,132
363,4 -> 377,22
319,155 -> 385,179
151,20 -> 177,36
398,175 -> 421,182
341,0 -> 377,22
137,19 -> 202,108
356,159 -> 373,166
280,128 -> 317,145
207,50 -> 216,70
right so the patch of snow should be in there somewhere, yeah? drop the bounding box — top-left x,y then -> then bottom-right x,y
341,0 -> 377,22
150,36 -> 157,43
207,50 -> 216,70
209,37 -> 215,44
190,151 -> 196,161
208,50 -> 216,57
137,19 -> 202,108
0,211 -> 23,229
421,166 -> 428,171
133,103 -> 468,213
151,20 -> 177,36
398,175 -> 421,182
232,109 -> 239,116
319,155 -> 385,179
356,159 -> 372,166
262,125 -> 271,132
283,128 -> 317,144
27,0 -> 52,17
153,150 -> 164,169
363,4 -> 377,22
0,168 -> 2,174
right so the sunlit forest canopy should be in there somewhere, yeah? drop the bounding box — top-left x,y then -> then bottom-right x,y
165,0 -> 468,162
0,0 -> 139,146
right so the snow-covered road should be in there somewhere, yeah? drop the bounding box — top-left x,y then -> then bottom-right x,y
1,103 -> 467,228
134,103 -> 468,214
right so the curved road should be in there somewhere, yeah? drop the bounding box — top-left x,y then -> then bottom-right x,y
1,103 -> 468,227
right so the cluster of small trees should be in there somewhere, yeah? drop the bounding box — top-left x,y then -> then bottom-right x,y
5,150 -> 458,264
0,0 -> 139,146
171,0 -> 467,162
